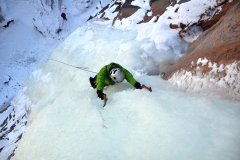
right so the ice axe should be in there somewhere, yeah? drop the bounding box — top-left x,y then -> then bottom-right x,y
103,94 -> 107,107
141,85 -> 152,92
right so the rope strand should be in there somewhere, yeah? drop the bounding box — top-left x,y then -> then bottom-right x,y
47,58 -> 97,73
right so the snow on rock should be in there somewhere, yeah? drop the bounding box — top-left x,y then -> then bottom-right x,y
164,0 -> 240,101
31,0 -> 97,39
169,0 -> 234,43
0,87 -> 32,160
197,57 -> 208,66
93,0 -> 232,43
169,59 -> 240,101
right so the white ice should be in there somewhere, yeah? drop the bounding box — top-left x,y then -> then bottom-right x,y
14,20 -> 240,160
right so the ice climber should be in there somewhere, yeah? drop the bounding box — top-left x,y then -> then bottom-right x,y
89,62 -> 151,101
61,12 -> 67,21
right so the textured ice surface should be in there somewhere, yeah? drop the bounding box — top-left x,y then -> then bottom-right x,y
14,22 -> 240,160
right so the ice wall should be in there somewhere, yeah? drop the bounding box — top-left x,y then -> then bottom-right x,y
14,20 -> 240,160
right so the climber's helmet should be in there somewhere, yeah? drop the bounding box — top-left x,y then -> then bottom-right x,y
110,68 -> 125,83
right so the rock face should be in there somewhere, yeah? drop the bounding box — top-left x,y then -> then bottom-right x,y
112,0 -> 191,24
197,0 -> 237,31
169,0 -> 237,42
139,0 -> 171,23
163,0 -> 240,101
112,0 -> 140,24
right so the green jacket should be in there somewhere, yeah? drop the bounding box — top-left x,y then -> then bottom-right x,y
96,62 -> 137,91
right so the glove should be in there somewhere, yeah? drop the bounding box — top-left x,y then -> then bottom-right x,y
97,90 -> 105,100
134,82 -> 142,89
